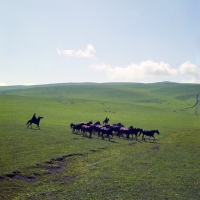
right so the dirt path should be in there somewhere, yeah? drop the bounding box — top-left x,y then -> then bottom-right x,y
195,94 -> 199,116
186,94 -> 200,116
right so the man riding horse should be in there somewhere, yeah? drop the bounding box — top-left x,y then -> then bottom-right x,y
103,117 -> 109,125
31,113 -> 37,123
26,113 -> 43,129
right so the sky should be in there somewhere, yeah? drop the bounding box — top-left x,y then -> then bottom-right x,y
1,0 -> 200,86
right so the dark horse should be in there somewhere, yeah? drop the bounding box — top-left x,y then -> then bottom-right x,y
128,126 -> 142,140
140,129 -> 160,141
26,116 -> 43,129
103,117 -> 109,125
70,121 -> 93,134
101,127 -> 113,141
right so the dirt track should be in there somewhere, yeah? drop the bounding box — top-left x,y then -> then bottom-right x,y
186,94 -> 200,116
194,94 -> 199,116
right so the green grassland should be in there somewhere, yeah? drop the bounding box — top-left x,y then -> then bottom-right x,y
0,83 -> 199,199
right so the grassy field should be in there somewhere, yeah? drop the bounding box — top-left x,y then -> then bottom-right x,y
0,82 -> 199,199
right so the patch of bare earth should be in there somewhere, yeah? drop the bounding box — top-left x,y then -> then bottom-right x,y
152,146 -> 160,150
5,171 -> 36,182
1,153 -> 83,183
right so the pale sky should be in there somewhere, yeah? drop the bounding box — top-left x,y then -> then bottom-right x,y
1,0 -> 200,86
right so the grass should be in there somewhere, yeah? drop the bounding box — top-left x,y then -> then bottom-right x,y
0,83 -> 200,199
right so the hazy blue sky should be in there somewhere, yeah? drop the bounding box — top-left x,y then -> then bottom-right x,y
1,0 -> 200,86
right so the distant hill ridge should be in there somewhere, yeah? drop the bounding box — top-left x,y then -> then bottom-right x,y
0,81 -> 181,89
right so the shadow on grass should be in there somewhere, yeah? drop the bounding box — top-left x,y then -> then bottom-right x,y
27,127 -> 41,131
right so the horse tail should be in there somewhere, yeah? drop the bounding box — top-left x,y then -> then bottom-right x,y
70,123 -> 74,129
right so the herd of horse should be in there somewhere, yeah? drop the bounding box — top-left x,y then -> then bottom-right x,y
26,117 -> 160,142
70,120 -> 160,142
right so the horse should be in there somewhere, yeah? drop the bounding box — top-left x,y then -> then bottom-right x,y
118,127 -> 130,139
70,123 -> 83,134
81,121 -> 93,126
70,121 -> 93,134
90,122 -> 101,135
140,129 -> 160,141
128,127 -> 142,140
103,117 -> 109,125
94,125 -> 104,137
26,116 -> 43,129
101,127 -> 113,141
81,125 -> 94,138
93,121 -> 101,126
110,123 -> 124,136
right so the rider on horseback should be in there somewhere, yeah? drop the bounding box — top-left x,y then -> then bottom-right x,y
31,113 -> 37,122
27,114 -> 43,129
103,117 -> 109,125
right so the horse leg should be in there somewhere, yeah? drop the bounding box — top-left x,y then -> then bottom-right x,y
98,131 -> 100,137
131,133 -> 134,140
89,131 -> 92,138
142,134 -> 144,141
26,120 -> 30,128
37,123 -> 40,129
82,130 -> 85,137
126,133 -> 130,140
131,134 -> 134,140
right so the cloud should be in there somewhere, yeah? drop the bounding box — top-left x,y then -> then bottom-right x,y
23,83 -> 36,86
0,83 -> 7,86
91,60 -> 177,81
179,61 -> 200,76
180,77 -> 200,84
178,61 -> 200,83
57,44 -> 95,58
56,44 -> 200,84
